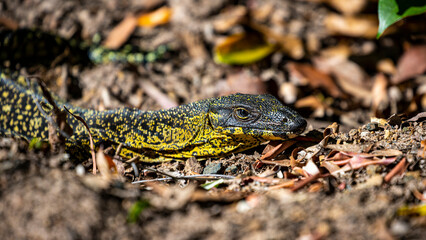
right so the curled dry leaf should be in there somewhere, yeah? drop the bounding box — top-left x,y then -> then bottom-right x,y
260,140 -> 297,160
392,45 -> 426,84
324,14 -> 378,38
287,62 -> 342,98
137,6 -> 172,28
302,160 -> 320,176
96,150 -> 119,180
214,31 -> 276,65
323,122 -> 339,137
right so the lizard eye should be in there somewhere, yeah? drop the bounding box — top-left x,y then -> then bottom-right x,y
234,107 -> 250,120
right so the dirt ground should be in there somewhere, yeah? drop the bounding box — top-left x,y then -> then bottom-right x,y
0,0 -> 425,239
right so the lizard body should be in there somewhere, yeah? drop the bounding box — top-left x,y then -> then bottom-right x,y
0,73 -> 306,162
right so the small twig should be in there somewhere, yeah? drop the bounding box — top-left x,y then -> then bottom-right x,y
131,162 -> 139,177
145,167 -> 179,180
63,106 -> 97,175
126,155 -> 140,163
291,173 -> 320,192
384,157 -> 407,183
132,174 -> 235,184
115,143 -> 124,156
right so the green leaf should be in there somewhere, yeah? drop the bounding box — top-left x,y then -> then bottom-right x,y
377,0 -> 426,38
127,199 -> 150,223
201,179 -> 224,190
214,32 -> 276,65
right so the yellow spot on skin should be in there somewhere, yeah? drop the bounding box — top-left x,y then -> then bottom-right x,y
2,91 -> 8,97
17,115 -> 23,120
2,105 -> 11,112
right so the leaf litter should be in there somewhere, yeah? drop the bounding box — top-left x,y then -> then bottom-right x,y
0,0 -> 426,239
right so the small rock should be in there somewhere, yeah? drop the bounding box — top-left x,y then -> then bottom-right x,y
203,162 -> 222,174
225,165 -> 238,174
365,122 -> 380,131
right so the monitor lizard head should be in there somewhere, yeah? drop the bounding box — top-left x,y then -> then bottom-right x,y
208,93 -> 306,140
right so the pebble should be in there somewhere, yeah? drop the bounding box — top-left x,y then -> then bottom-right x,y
203,162 -> 222,174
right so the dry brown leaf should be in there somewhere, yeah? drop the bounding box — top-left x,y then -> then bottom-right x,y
278,35 -> 305,60
250,3 -> 274,22
213,5 -> 247,32
103,15 -> 137,49
287,62 -> 342,98
324,14 -> 378,38
371,73 -> 389,114
324,0 -> 367,15
291,173 -> 320,192
392,45 -> 426,84
377,58 -> 397,75
323,122 -> 339,136
184,157 -> 202,174
249,21 -> 305,59
180,30 -> 209,59
220,69 -> 267,95
326,144 -> 370,153
137,6 -> 172,28
295,95 -> 327,118
370,149 -> 403,157
261,140 -> 297,160
314,56 -> 371,101
319,43 -> 351,61
321,161 -> 341,173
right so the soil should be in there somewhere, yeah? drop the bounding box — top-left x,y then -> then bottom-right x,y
1,0 -> 425,239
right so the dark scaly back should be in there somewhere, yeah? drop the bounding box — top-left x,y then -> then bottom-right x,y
0,72 -> 212,161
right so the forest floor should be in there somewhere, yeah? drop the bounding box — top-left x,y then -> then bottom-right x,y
0,0 -> 425,239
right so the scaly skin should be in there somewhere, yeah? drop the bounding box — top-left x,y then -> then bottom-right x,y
0,73 -> 307,162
